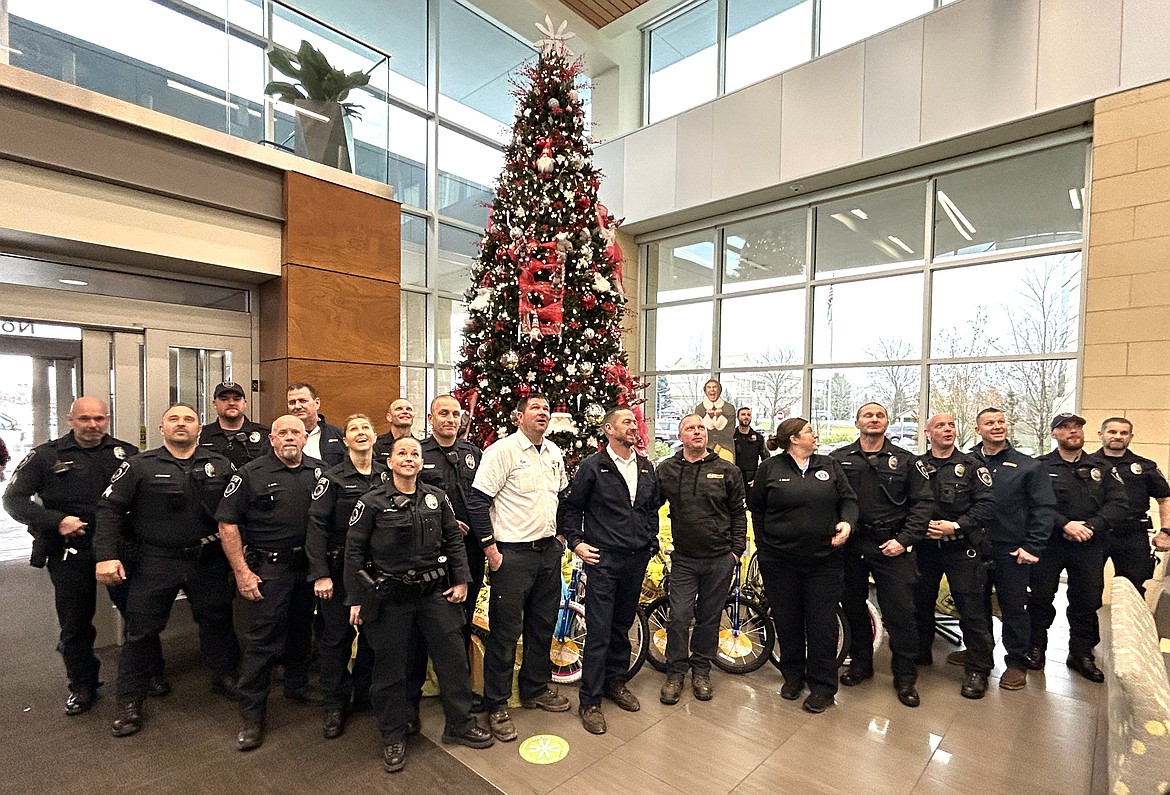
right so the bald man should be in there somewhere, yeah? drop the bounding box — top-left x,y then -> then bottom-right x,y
3,397 -> 141,716
374,399 -> 416,467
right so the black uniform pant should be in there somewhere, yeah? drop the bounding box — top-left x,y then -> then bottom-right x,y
483,537 -> 562,712
842,536 -> 918,680
580,547 -> 651,706
986,542 -> 1033,670
116,548 -> 239,701
236,557 -> 315,717
666,552 -> 735,677
316,560 -> 374,711
912,540 -> 993,675
1028,536 -> 1104,658
363,589 -> 475,742
45,545 -> 148,689
1108,523 -> 1155,596
757,552 -> 843,697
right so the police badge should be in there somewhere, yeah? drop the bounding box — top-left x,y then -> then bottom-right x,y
465,454 -> 476,470
249,431 -> 262,443
113,447 -> 126,460
954,463 -> 966,477
1090,468 -> 1101,482
425,493 -> 439,509
815,470 -> 830,481
889,456 -> 898,470
204,462 -> 216,477
1131,462 -> 1143,475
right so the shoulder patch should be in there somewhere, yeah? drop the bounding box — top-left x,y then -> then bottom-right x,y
977,467 -> 992,487
14,449 -> 34,471
914,460 -> 930,479
349,500 -> 365,526
224,474 -> 242,498
311,478 -> 330,501
109,461 -> 130,484
314,467 -> 322,480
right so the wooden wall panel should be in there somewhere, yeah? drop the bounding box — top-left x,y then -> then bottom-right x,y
285,265 -> 400,365
258,358 -> 289,427
284,171 -> 400,283
285,359 -> 398,428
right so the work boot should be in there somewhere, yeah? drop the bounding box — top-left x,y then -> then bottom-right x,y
999,667 -> 1027,691
111,700 -> 144,737
960,671 -> 988,699
1024,647 -> 1046,671
521,688 -> 570,712
605,682 -> 640,712
65,686 -> 96,716
383,741 -> 406,773
322,707 -> 346,739
660,675 -> 684,705
442,723 -> 494,749
488,709 -> 517,742
579,703 -> 606,735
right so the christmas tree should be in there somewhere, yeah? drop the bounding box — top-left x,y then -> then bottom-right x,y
452,18 -> 643,469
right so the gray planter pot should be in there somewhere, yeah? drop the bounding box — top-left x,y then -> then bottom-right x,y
294,100 -> 354,172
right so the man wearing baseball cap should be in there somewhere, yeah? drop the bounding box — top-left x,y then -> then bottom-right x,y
1027,412 -> 1128,682
199,382 -> 271,469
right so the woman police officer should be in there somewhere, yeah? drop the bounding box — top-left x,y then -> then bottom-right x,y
748,417 -> 857,714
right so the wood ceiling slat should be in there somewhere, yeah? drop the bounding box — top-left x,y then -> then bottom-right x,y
558,0 -> 653,29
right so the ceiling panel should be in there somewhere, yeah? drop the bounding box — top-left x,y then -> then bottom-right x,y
560,0 -> 653,29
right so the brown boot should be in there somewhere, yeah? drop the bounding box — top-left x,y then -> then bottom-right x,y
999,667 -> 1027,690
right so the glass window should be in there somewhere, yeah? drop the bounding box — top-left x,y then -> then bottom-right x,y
438,126 -> 501,228
436,365 -> 455,401
436,223 -> 480,294
930,253 -> 1080,358
812,274 -> 923,364
400,290 -> 427,363
644,303 -> 713,372
720,369 -> 804,433
645,232 -> 716,303
401,213 -> 427,286
647,0 -> 718,123
439,0 -> 534,138
725,0 -> 812,92
928,360 -> 1075,456
719,290 -> 805,368
723,210 -> 807,293
435,296 -> 465,365
650,372 -> 711,438
815,183 -> 925,278
400,365 -> 428,412
810,366 -> 922,452
933,144 -> 1086,260
819,0 -> 932,55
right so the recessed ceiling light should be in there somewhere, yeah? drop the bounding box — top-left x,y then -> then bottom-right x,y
850,208 -> 868,219
58,279 -> 88,286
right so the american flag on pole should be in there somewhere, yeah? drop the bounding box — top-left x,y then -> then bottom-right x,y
826,285 -> 834,324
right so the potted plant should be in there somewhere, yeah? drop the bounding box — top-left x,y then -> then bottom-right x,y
265,39 -> 373,172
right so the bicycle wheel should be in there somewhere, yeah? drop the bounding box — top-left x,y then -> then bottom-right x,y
835,605 -> 851,667
641,596 -> 671,673
713,597 -> 775,674
550,602 -> 586,684
627,607 -> 649,678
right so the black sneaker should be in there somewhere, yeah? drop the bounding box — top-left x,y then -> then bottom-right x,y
383,741 -> 406,773
65,686 -> 96,716
780,679 -> 804,701
802,693 -> 834,714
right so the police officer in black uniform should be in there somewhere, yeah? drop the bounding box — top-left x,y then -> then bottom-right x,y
1088,416 -> 1170,596
830,402 -> 934,708
1029,412 -> 1129,682
306,413 -> 386,739
198,381 -> 271,468
346,435 -> 493,773
373,398 -> 416,467
3,396 -> 141,715
95,403 -> 241,737
912,414 -> 997,699
732,407 -> 768,487
217,414 -> 323,751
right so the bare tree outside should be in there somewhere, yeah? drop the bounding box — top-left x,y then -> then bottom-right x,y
865,337 -> 920,425
929,311 -> 1003,448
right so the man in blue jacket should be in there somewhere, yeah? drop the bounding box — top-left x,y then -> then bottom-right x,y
561,407 -> 661,735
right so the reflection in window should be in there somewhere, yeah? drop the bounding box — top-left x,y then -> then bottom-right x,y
930,253 -> 1080,358
811,366 -> 921,452
435,296 -> 465,365
647,0 -> 718,123
438,126 -> 501,228
720,290 -> 805,369
719,369 -> 803,433
649,372 -> 710,452
819,0 -> 932,55
726,0 -> 812,92
928,360 -> 1075,456
815,183 -> 925,278
812,274 -> 923,363
401,213 -> 427,286
723,210 -> 807,292
436,224 -> 480,294
645,233 -> 716,303
645,303 -> 713,372
933,144 -> 1086,260
400,290 -> 427,363
400,365 -> 428,414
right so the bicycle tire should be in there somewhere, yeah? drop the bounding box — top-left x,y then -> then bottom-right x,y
549,602 -> 586,684
713,597 -> 775,674
641,596 -> 671,673
765,603 -> 851,671
627,606 -> 649,679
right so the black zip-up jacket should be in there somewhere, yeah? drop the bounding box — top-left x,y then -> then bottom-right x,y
830,438 -> 933,548
3,432 -> 138,559
312,416 -> 347,468
748,452 -> 857,559
656,449 -> 747,558
1036,450 -> 1129,540
560,446 -> 662,555
94,446 -> 233,559
733,427 -> 768,484
918,448 -> 997,538
969,442 -> 1057,556
305,457 -> 388,581
198,417 -> 272,469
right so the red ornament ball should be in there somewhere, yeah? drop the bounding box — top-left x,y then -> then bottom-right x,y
602,302 -> 617,313
461,367 -> 476,382
538,356 -> 556,372
581,293 -> 598,310
515,382 -> 531,398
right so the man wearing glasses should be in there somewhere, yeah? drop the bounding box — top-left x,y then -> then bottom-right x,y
199,382 -> 271,469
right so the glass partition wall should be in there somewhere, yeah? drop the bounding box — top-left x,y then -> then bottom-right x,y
641,140 -> 1087,458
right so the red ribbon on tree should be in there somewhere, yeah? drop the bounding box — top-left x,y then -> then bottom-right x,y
518,240 -> 566,340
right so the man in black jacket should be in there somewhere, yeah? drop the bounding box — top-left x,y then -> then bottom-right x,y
831,402 -> 934,708
732,407 -> 768,487
1029,413 -> 1129,682
287,382 -> 345,467
561,407 -> 661,734
198,381 -> 271,468
656,413 -> 747,706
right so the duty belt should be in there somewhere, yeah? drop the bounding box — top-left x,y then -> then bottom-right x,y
142,533 -> 221,558
248,546 -> 305,564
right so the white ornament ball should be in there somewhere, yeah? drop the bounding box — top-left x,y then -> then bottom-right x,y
585,403 -> 605,424
584,328 -> 596,340
502,351 -> 520,370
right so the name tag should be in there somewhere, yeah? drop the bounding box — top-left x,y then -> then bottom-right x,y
707,473 -> 724,479
1003,462 -> 1018,468
779,478 -> 791,482
423,464 -> 436,469
153,473 -> 171,478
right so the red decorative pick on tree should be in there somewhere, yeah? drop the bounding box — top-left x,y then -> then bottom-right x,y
451,18 -> 644,468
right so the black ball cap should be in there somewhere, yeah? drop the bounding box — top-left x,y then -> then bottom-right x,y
214,381 -> 246,399
1049,412 -> 1086,430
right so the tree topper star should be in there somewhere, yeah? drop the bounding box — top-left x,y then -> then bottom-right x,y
535,16 -> 575,57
